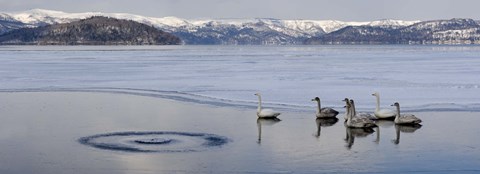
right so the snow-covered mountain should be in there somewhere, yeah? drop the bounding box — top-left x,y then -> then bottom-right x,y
0,9 -> 422,44
305,18 -> 480,44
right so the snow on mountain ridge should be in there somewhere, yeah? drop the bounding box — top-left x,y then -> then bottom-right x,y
2,9 -> 419,35
368,19 -> 420,27
9,9 -> 100,24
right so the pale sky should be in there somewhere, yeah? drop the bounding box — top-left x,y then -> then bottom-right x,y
1,0 -> 479,21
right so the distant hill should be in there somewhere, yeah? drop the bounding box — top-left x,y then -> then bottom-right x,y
2,9 -> 480,45
0,16 -> 181,45
0,9 -> 420,45
305,18 -> 480,44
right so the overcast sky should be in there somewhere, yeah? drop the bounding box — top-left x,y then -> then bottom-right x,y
1,0 -> 479,21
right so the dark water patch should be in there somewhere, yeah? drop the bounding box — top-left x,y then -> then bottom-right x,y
79,131 -> 230,153
133,138 -> 177,145
202,137 -> 229,146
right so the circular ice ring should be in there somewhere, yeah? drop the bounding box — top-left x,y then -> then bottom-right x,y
78,131 -> 230,153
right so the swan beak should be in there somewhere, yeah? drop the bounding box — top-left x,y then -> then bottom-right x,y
371,93 -> 375,96
390,104 -> 394,106
311,99 -> 315,101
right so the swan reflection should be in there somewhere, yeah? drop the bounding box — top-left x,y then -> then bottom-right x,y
257,118 -> 281,144
374,120 -> 395,144
315,117 -> 339,138
345,126 -> 375,149
392,124 -> 422,145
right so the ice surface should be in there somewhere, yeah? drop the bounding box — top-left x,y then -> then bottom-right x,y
0,45 -> 479,112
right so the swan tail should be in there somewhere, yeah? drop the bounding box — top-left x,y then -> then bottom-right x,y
365,123 -> 377,128
332,110 -> 339,116
411,118 -> 422,124
402,114 -> 422,124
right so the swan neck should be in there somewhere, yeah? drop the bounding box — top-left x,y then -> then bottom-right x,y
344,104 -> 350,118
375,95 -> 380,111
316,100 -> 321,114
350,105 -> 354,119
352,102 -> 357,116
347,105 -> 353,125
257,95 -> 262,112
395,105 -> 401,122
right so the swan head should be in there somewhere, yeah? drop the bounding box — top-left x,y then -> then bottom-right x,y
344,100 -> 351,107
311,97 -> 320,101
391,102 -> 400,107
349,99 -> 355,105
254,93 -> 260,96
371,92 -> 379,96
343,98 -> 351,107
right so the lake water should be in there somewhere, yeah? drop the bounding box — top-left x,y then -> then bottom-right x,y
0,45 -> 479,173
0,92 -> 479,173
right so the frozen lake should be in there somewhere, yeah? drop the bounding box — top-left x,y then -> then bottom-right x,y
0,45 -> 479,173
0,45 -> 479,112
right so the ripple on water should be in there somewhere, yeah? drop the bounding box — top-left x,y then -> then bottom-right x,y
78,131 -> 230,153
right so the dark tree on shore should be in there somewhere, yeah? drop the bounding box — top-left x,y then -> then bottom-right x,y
0,16 -> 181,45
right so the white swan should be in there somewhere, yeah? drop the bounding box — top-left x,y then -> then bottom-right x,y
391,102 -> 422,125
254,93 -> 281,118
312,97 -> 339,118
344,99 -> 377,128
371,92 -> 396,119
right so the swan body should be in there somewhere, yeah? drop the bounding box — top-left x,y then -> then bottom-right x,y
254,93 -> 281,118
257,108 -> 281,118
312,97 -> 339,118
372,92 -> 396,119
350,99 -> 376,120
356,112 -> 376,120
343,99 -> 375,121
344,99 -> 377,128
391,102 -> 422,125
